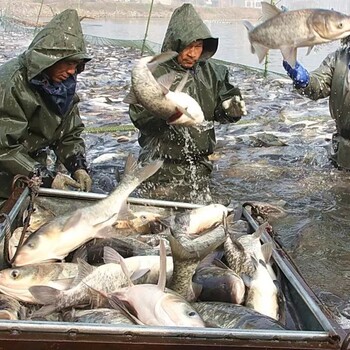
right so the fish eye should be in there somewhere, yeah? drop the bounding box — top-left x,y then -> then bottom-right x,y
188,311 -> 198,317
140,215 -> 147,220
339,22 -> 343,28
27,242 -> 35,249
10,270 -> 20,279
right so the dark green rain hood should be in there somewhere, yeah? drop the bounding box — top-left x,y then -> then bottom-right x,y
24,8 -> 91,81
161,3 -> 218,61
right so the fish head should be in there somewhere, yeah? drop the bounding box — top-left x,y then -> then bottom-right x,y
13,220 -> 65,266
155,292 -> 205,327
0,266 -> 40,302
312,10 -> 350,41
166,91 -> 204,126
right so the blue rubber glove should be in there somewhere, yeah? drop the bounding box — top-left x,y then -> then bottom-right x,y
283,61 -> 310,89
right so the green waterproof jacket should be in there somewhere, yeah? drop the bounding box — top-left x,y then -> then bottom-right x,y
297,46 -> 350,168
0,9 -> 91,199
129,3 -> 242,165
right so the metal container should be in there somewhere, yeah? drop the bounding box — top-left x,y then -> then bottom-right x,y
0,188 -> 348,350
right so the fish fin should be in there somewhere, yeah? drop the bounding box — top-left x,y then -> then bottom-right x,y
103,246 -> 123,264
116,200 -> 132,221
82,281 -> 108,308
261,1 -> 281,21
130,268 -> 150,282
29,285 -> 61,305
31,304 -> 58,318
306,45 -> 314,56
113,251 -> 134,286
261,242 -> 273,263
280,47 -> 297,68
48,278 -> 74,290
174,71 -> 189,93
157,239 -> 167,291
252,42 -> 269,63
157,72 -> 176,91
108,294 -> 144,325
72,258 -> 95,286
123,89 -> 139,104
173,105 -> 196,121
252,222 -> 269,239
242,20 -> 254,32
192,281 -> 203,299
62,210 -> 83,231
71,245 -> 88,263
147,51 -> 178,72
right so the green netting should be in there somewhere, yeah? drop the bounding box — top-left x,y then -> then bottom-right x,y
83,34 -> 161,56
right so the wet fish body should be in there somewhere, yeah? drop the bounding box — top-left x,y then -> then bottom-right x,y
193,260 -> 245,304
106,240 -> 205,327
244,256 -> 279,320
0,263 -> 78,303
156,204 -> 229,236
243,2 -> 350,67
168,225 -> 227,301
63,308 -> 137,325
28,261 -> 129,315
13,155 -> 163,266
192,301 -> 285,330
70,237 -> 159,265
124,52 -> 205,126
0,294 -> 26,320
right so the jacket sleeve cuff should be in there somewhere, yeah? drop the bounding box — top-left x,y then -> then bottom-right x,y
64,154 -> 89,174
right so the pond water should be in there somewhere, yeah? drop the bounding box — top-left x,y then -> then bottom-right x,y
81,17 -> 341,74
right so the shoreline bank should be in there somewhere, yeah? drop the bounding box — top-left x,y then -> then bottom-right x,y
0,1 -> 261,22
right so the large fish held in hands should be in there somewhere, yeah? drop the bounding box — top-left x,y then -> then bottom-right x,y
123,51 -> 205,126
243,1 -> 350,67
12,155 -> 163,266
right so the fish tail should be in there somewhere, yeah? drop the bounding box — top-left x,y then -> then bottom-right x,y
147,51 -> 178,71
29,285 -> 61,305
123,154 -> 163,185
168,227 -> 226,262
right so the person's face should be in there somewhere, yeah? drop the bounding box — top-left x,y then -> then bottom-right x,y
45,60 -> 81,83
177,40 -> 203,69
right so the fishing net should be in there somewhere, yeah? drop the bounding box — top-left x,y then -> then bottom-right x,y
0,14 -> 161,56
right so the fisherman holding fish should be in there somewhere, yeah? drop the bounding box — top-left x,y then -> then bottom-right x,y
0,9 -> 93,209
283,35 -> 350,171
128,3 -> 247,204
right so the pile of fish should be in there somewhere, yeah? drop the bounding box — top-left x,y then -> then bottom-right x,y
0,154 -> 288,330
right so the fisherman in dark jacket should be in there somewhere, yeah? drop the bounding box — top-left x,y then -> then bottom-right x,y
283,36 -> 350,170
129,3 -> 246,204
0,9 -> 92,208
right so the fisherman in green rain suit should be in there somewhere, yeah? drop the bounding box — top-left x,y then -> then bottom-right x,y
283,36 -> 350,171
0,9 -> 92,208
129,3 -> 247,204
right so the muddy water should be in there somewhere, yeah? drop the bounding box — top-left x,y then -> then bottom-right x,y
1,27 -> 350,327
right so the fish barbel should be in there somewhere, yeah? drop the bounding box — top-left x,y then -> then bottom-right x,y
13,155 -> 163,266
243,2 -> 350,67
